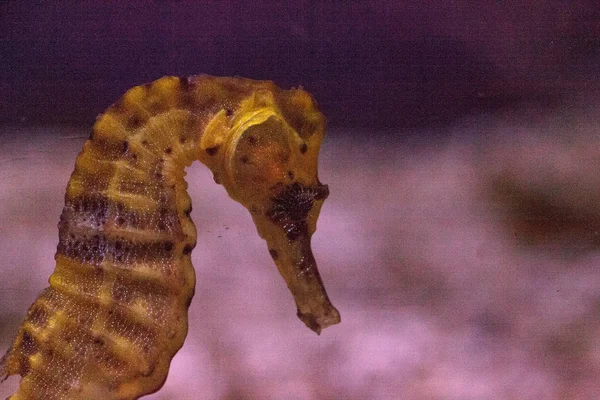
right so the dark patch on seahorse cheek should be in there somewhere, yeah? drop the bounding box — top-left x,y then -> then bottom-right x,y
283,222 -> 308,241
269,249 -> 279,260
266,182 -> 329,240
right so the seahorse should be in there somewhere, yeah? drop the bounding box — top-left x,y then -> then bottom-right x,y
0,75 -> 340,399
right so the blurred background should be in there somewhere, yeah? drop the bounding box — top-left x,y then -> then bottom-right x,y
1,1 -> 600,399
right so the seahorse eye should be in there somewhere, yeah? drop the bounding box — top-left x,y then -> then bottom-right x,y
230,115 -> 292,187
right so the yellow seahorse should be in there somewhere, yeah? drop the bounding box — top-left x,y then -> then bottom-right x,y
0,75 -> 340,399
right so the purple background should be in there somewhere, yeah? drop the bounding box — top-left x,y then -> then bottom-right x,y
1,1 -> 599,129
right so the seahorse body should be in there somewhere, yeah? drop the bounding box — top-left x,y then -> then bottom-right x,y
0,76 -> 340,399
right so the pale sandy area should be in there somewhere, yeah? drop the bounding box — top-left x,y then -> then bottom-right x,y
1,101 -> 600,399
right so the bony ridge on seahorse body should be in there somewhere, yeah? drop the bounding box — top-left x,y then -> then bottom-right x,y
0,75 -> 340,400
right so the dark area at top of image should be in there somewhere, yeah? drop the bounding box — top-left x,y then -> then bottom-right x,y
0,1 -> 599,131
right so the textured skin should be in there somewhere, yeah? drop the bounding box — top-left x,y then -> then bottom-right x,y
0,76 -> 340,400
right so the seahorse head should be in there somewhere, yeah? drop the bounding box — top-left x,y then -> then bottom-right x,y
199,85 -> 340,333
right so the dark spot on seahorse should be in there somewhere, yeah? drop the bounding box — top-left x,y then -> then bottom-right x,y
248,135 -> 257,145
93,337 -> 105,347
213,173 -> 221,184
128,114 -> 143,129
288,171 -> 295,180
164,147 -> 172,155
131,153 -> 138,160
183,244 -> 194,255
122,141 -> 129,154
141,364 -> 156,377
225,108 -> 233,116
267,182 -> 329,240
20,331 -> 38,356
179,136 -> 186,144
163,241 -> 174,252
28,304 -> 49,327
300,143 -> 308,154
205,145 -> 219,156
179,76 -> 192,88
184,205 -> 192,217
269,249 -> 279,260
241,156 -> 249,164
142,139 -> 149,146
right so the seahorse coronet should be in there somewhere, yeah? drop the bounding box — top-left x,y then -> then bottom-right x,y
0,75 -> 340,400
